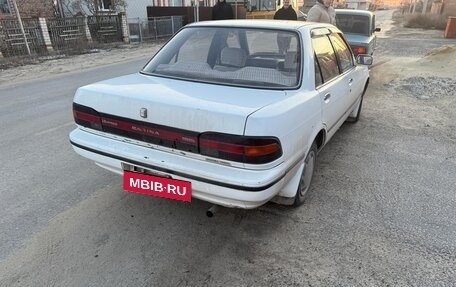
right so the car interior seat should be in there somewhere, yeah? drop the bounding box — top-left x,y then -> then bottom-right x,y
218,47 -> 247,69
282,51 -> 298,72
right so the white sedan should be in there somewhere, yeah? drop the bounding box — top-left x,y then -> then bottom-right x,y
70,20 -> 372,209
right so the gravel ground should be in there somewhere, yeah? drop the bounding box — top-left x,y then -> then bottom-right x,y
386,76 -> 456,100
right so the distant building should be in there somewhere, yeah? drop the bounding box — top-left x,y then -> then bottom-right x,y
60,0 -> 189,19
303,0 -> 347,11
124,0 -> 152,19
381,0 -> 403,8
124,0 -> 200,19
345,0 -> 372,10
306,0 -> 373,10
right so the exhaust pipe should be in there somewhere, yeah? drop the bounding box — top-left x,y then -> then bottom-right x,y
206,205 -> 219,218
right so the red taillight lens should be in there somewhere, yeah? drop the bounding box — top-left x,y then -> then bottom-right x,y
351,46 -> 366,55
199,132 -> 282,164
73,103 -> 102,131
72,104 -> 282,164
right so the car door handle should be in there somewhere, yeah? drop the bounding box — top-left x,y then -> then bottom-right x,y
348,78 -> 353,85
324,93 -> 331,102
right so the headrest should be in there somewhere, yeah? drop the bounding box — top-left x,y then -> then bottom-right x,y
220,47 -> 247,67
284,51 -> 298,71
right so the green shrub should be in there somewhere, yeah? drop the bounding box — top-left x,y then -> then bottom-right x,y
404,14 -> 447,30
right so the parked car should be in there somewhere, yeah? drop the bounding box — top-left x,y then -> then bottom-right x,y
335,9 -> 381,56
69,20 -> 372,210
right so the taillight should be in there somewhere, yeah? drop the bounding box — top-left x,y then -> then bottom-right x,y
73,103 -> 102,131
351,46 -> 366,55
72,104 -> 282,164
199,132 -> 282,164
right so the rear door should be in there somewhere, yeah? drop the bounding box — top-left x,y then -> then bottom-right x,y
328,32 -> 358,109
312,31 -> 351,140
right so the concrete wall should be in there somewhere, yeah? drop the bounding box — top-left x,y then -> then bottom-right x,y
125,0 -> 152,19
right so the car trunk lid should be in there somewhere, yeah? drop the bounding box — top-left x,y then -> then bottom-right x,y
74,73 -> 286,136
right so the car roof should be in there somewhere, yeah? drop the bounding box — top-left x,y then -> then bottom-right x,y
187,19 -> 334,31
335,9 -> 374,17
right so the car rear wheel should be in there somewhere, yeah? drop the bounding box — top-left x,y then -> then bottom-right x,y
294,143 -> 317,206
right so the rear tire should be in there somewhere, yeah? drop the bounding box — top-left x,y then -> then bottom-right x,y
293,143 -> 317,207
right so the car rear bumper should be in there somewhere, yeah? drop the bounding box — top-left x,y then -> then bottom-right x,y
70,128 -> 296,209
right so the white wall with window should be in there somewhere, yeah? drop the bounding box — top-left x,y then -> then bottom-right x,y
99,0 -> 112,10
125,0 -> 152,19
345,0 -> 371,10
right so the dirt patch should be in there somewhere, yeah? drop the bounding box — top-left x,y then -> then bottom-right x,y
377,45 -> 456,116
368,39 -> 456,133
376,44 -> 456,80
0,42 -> 163,87
424,45 -> 456,56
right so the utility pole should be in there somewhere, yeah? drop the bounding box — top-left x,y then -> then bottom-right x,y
11,0 -> 31,55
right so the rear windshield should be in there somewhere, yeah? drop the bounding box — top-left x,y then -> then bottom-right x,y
142,27 -> 301,89
336,15 -> 370,35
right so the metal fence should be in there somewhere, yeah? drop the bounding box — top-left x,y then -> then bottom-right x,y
0,18 -> 46,57
47,17 -> 87,52
1,15 -> 181,58
128,16 -> 183,43
87,15 -> 122,43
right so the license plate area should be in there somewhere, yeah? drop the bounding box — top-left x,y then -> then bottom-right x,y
122,164 -> 191,202
122,162 -> 171,178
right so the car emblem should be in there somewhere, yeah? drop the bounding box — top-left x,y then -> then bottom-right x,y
140,108 -> 147,118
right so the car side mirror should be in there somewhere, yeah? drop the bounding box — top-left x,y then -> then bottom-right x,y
356,54 -> 373,66
375,27 -> 381,32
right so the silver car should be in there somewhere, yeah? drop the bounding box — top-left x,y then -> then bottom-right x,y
335,9 -> 381,56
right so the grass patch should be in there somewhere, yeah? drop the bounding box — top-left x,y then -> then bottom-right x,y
404,13 -> 447,30
0,55 -> 41,70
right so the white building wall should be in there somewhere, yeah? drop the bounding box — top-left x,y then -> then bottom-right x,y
125,0 -> 153,19
359,2 -> 368,9
345,0 -> 371,10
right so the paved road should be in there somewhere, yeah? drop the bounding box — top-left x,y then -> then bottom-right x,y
374,10 -> 454,58
0,12 -> 455,287
0,58 -> 148,260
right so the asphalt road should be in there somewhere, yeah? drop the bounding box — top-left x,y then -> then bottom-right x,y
0,58 -> 149,259
0,11 -> 455,287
